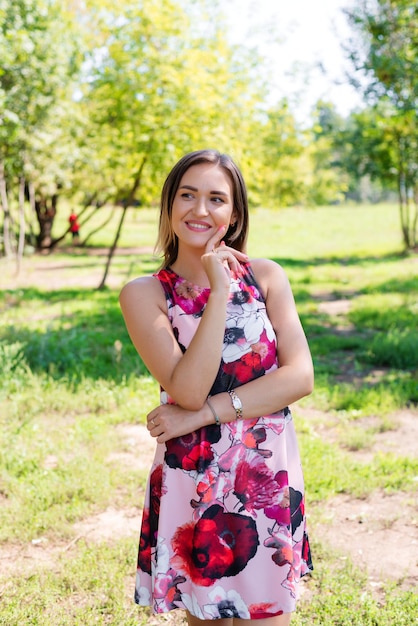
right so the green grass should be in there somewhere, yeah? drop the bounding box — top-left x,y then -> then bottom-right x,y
1,539 -> 417,626
0,539 -> 142,626
0,202 -> 417,624
293,548 -> 418,626
301,434 -> 418,500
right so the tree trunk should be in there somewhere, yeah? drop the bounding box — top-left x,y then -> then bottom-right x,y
0,161 -> 14,257
412,186 -> 418,249
396,135 -> 411,250
97,156 -> 148,290
35,193 -> 58,249
97,204 -> 129,290
16,176 -> 26,275
27,181 -> 37,248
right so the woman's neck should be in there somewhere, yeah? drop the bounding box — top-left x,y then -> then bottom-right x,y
170,248 -> 210,288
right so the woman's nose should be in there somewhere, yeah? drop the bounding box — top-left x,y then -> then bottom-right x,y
194,197 -> 209,215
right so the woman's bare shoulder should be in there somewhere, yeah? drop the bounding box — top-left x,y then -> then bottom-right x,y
249,257 -> 288,291
119,274 -> 165,308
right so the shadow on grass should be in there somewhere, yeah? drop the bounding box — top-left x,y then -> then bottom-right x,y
0,288 -> 147,384
1,286 -> 103,303
1,264 -> 417,390
18,251 -> 159,275
272,250 -> 409,269
290,274 -> 416,304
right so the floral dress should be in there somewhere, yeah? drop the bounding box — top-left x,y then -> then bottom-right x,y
135,263 -> 313,620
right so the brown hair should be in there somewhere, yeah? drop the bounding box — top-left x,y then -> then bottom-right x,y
156,149 -> 249,268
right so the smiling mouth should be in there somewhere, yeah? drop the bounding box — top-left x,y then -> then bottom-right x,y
186,222 -> 211,231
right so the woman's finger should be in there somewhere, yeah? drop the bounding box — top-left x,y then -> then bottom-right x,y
205,225 -> 227,254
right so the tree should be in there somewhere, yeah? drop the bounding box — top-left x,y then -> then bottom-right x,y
0,0 -> 83,252
249,102 -> 307,208
306,101 -> 349,206
75,0 -> 267,286
344,0 -> 418,248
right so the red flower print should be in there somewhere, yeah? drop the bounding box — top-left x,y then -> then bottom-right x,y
137,508 -> 152,575
264,470 -> 291,526
302,532 -> 313,571
264,526 -> 293,567
251,329 -> 277,371
173,280 -> 208,315
137,463 -> 163,575
150,464 -> 163,517
242,351 -> 263,370
154,568 -> 186,610
289,487 -> 305,532
182,440 -> 213,471
190,467 -> 226,512
165,427 -> 221,473
171,504 -> 259,586
175,281 -> 201,300
249,604 -> 284,619
234,452 -> 280,514
242,425 -> 272,459
223,351 -> 263,384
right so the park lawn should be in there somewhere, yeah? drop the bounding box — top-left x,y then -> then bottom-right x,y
0,202 -> 417,625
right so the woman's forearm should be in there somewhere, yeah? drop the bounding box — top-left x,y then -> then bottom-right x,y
147,357 -> 313,443
167,290 -> 229,409
199,360 -> 314,427
166,359 -> 314,434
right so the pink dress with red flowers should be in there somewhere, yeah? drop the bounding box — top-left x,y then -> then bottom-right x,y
135,263 -> 313,620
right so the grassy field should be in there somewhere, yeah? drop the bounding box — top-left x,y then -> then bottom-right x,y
0,202 -> 417,625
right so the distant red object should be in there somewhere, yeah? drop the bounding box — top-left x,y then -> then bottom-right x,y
69,213 -> 80,238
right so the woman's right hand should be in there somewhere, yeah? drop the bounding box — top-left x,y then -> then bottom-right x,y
146,402 -> 211,444
201,226 -> 248,292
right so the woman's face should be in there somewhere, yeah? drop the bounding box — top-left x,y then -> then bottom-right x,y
171,163 -> 236,253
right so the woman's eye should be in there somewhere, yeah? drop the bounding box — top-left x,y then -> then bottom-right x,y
181,193 -> 193,199
211,197 -> 225,203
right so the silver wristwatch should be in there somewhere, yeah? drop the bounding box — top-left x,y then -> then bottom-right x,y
228,389 -> 243,420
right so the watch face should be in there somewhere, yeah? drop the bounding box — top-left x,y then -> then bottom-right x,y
232,393 -> 242,409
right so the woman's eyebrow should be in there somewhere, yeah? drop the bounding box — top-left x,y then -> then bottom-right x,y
179,185 -> 228,196
179,185 -> 198,191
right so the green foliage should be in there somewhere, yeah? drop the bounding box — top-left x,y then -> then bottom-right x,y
0,0 -> 81,172
69,0 -> 268,208
1,537 -> 417,625
1,0 -> 417,262
346,0 -> 417,110
306,101 -> 349,205
249,102 -> 308,207
343,0 -> 418,248
324,375 -> 416,415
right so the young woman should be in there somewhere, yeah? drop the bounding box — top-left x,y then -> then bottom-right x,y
119,149 -> 314,625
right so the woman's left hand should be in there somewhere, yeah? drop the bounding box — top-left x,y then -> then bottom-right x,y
146,403 -> 204,443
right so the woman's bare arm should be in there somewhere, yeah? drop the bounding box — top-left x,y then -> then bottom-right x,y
145,258 -> 314,442
119,235 -> 247,409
